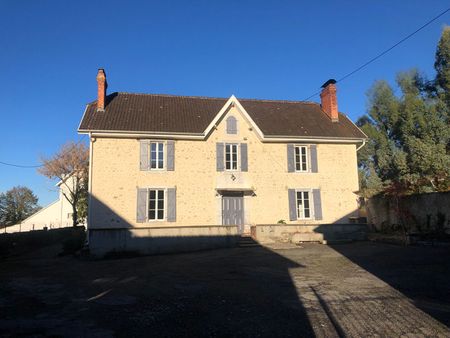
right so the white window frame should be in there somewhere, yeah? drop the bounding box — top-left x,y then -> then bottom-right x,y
294,145 -> 309,172
149,141 -> 165,171
225,143 -> 239,171
147,188 -> 166,221
296,189 -> 313,220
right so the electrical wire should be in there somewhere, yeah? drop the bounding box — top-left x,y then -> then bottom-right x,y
0,135 -> 87,169
2,7 -> 449,167
303,6 -> 450,101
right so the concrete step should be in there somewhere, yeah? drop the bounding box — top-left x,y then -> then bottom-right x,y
291,232 -> 324,243
238,236 -> 261,248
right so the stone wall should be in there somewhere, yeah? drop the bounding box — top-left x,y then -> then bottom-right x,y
366,192 -> 450,233
88,225 -> 239,257
252,224 -> 367,244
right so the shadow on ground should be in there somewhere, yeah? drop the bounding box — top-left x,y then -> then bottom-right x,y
330,241 -> 450,327
0,242 -> 316,337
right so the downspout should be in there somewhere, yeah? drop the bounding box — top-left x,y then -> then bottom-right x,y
356,139 -> 366,151
87,132 -> 94,245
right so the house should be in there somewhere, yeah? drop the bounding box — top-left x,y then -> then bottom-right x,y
4,176 -> 78,233
78,69 -> 367,255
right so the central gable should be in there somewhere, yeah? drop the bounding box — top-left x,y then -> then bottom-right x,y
203,95 -> 264,140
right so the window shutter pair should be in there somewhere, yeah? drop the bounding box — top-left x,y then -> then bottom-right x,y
139,140 -> 175,171
288,189 -> 323,221
136,188 -> 176,222
287,144 -> 318,173
216,143 -> 248,172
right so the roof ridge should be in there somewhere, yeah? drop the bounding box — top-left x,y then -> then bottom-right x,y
115,92 -> 319,105
116,92 -> 228,100
239,98 -> 319,105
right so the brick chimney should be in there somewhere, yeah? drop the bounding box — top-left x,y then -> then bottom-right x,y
320,79 -> 338,122
96,69 -> 107,111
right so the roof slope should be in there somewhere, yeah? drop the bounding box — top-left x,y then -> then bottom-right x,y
79,92 -> 366,139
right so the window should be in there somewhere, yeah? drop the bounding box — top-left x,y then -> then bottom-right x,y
296,190 -> 311,219
150,142 -> 164,169
226,116 -> 237,134
148,189 -> 165,221
225,143 -> 238,170
295,146 -> 308,172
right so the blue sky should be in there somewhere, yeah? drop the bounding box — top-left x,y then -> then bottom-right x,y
0,0 -> 449,206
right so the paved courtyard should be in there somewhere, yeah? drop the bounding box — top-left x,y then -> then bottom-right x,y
0,241 -> 449,337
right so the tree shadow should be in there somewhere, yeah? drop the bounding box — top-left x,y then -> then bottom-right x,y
329,241 -> 450,327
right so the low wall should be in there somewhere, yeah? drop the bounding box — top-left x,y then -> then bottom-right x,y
253,224 -> 368,244
89,225 -> 239,257
367,192 -> 450,233
3,222 -> 75,234
0,226 -> 85,257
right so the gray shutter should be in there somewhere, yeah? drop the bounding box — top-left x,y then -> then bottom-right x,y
240,143 -> 248,172
140,141 -> 149,171
167,188 -> 176,222
310,145 -> 318,173
288,189 -> 297,221
216,143 -> 224,171
287,144 -> 295,172
136,188 -> 147,223
227,116 -> 237,134
167,140 -> 175,171
313,189 -> 323,220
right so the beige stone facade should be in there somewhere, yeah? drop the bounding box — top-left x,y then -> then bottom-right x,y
89,106 -> 360,230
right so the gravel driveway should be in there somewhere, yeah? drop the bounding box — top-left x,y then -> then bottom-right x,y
0,241 -> 449,337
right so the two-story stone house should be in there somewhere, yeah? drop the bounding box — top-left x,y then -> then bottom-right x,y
78,69 -> 366,255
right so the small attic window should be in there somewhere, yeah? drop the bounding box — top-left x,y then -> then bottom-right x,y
226,116 -> 237,134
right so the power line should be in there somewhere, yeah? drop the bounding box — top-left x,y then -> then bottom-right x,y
0,135 -> 87,169
0,161 -> 43,168
303,6 -> 450,101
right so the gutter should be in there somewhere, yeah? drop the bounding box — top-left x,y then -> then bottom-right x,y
356,139 -> 366,151
79,130 -> 367,144
79,130 -> 205,140
87,132 -> 94,245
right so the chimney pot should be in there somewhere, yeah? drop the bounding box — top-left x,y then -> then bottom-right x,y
320,79 -> 339,122
96,69 -> 107,111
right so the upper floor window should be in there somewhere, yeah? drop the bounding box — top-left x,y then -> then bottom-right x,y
296,190 -> 312,220
150,142 -> 164,169
287,144 -> 317,173
140,140 -> 175,171
226,116 -> 237,134
225,143 -> 238,170
295,145 -> 308,172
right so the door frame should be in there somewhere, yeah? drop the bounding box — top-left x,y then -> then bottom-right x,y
221,191 -> 245,233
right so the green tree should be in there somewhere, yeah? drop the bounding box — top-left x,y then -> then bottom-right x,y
0,186 -> 40,228
357,28 -> 450,196
76,167 -> 89,224
435,26 -> 450,105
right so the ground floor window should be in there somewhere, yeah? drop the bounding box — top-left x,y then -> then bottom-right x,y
148,189 -> 165,220
296,190 -> 311,219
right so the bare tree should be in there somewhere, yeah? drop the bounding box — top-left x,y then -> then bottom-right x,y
39,142 -> 89,226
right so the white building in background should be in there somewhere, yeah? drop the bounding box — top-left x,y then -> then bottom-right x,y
4,177 -> 79,233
